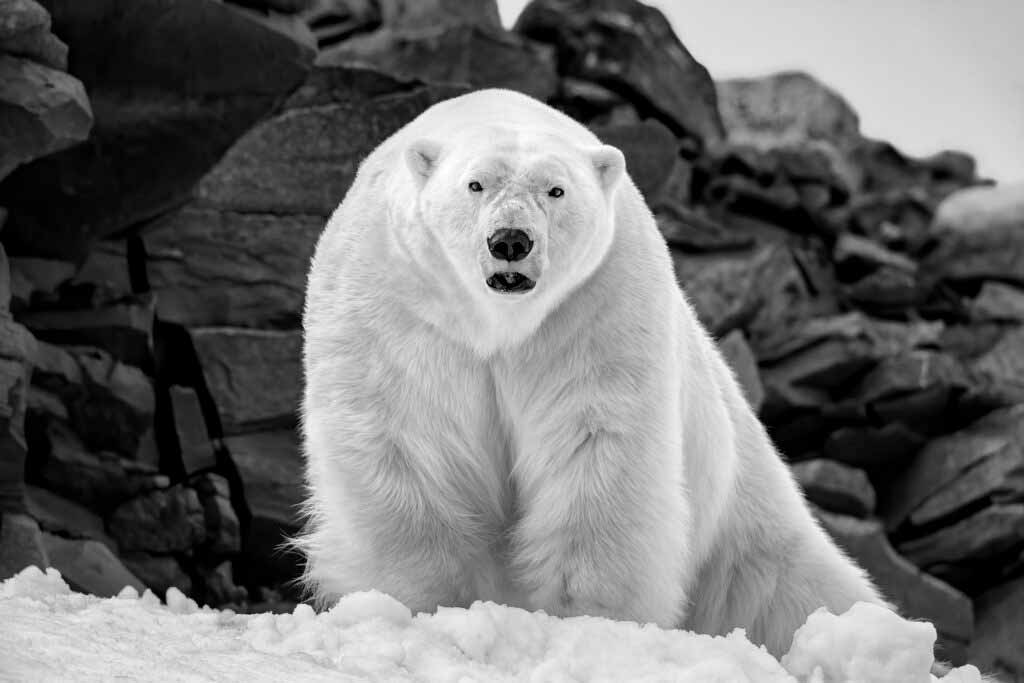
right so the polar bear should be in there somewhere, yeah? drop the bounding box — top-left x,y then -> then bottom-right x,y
298,88 -> 884,656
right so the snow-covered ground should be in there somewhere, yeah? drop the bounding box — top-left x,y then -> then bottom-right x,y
0,567 -> 981,682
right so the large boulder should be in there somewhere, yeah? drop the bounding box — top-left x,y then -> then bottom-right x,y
515,0 -> 724,149
319,23 -> 558,101
143,66 -> 465,328
0,0 -> 68,69
924,183 -> 1024,288
715,71 -> 861,154
0,54 -> 91,182
0,0 -> 316,261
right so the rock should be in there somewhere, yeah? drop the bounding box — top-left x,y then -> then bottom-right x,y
301,0 -> 382,49
849,351 -> 970,433
29,419 -> 166,513
971,327 -> 1024,400
591,120 -> 680,203
841,267 -> 922,312
0,315 -> 35,512
144,66 -> 464,328
198,560 -> 247,605
673,244 -> 828,339
31,342 -> 155,458
844,189 -> 935,253
121,552 -> 193,598
969,282 -> 1024,323
191,474 -> 241,557
880,405 -> 1024,532
851,138 -> 976,199
715,71 -> 860,153
897,503 -> 1024,569
0,54 -> 92,182
656,203 -> 754,253
169,386 -> 217,475
833,233 -> 916,278
0,512 -> 48,580
17,293 -> 155,368
756,312 -> 942,365
0,0 -> 68,69
815,511 -> 973,664
40,533 -> 144,597
25,484 -> 115,550
969,577 -> 1024,683
695,142 -> 850,235
225,429 -> 305,585
0,240 -> 10,311
192,328 -> 302,435
823,423 -> 926,471
0,0 -> 316,261
5,256 -> 76,311
717,330 -> 764,412
515,0 -> 724,147
924,183 -> 1024,287
319,23 -> 558,101
108,485 -> 206,554
791,459 -> 875,517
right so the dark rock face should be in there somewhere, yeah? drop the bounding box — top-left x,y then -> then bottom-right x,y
143,66 -> 465,329
516,0 -> 724,148
0,0 -> 316,261
191,328 -> 302,436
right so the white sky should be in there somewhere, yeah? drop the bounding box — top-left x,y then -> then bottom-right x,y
498,0 -> 1024,183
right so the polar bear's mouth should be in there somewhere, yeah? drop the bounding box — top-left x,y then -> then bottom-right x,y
486,271 -> 536,293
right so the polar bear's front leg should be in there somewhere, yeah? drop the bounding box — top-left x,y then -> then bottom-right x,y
511,427 -> 690,628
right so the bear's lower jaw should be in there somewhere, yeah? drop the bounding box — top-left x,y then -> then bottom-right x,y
486,272 -> 536,294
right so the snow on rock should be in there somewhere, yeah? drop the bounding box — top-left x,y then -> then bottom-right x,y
0,566 -> 982,682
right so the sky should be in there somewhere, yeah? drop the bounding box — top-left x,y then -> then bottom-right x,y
498,0 -> 1024,183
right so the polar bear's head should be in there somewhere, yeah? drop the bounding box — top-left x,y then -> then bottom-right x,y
403,127 -> 625,345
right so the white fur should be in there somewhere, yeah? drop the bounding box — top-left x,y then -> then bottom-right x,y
297,89 -> 885,656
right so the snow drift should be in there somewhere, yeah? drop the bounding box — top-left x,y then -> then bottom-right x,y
0,567 -> 981,682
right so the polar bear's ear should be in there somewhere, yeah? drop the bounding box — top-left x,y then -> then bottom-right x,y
406,139 -> 443,186
590,145 -> 626,193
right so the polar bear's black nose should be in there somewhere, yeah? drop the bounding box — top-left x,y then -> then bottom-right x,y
487,229 -> 533,262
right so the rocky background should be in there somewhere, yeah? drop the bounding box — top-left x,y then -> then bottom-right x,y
0,0 -> 1022,677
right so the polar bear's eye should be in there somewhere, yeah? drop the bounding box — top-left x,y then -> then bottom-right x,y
468,181 -> 484,193
548,187 -> 564,198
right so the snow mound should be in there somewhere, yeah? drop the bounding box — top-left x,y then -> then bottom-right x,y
0,567 -> 981,682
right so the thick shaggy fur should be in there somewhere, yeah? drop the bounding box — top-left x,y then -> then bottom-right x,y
298,89 -> 884,656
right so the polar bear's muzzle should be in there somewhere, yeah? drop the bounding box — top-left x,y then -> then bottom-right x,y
486,271 -> 536,293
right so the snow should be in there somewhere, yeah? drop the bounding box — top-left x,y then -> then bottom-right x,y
0,567 -> 982,682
